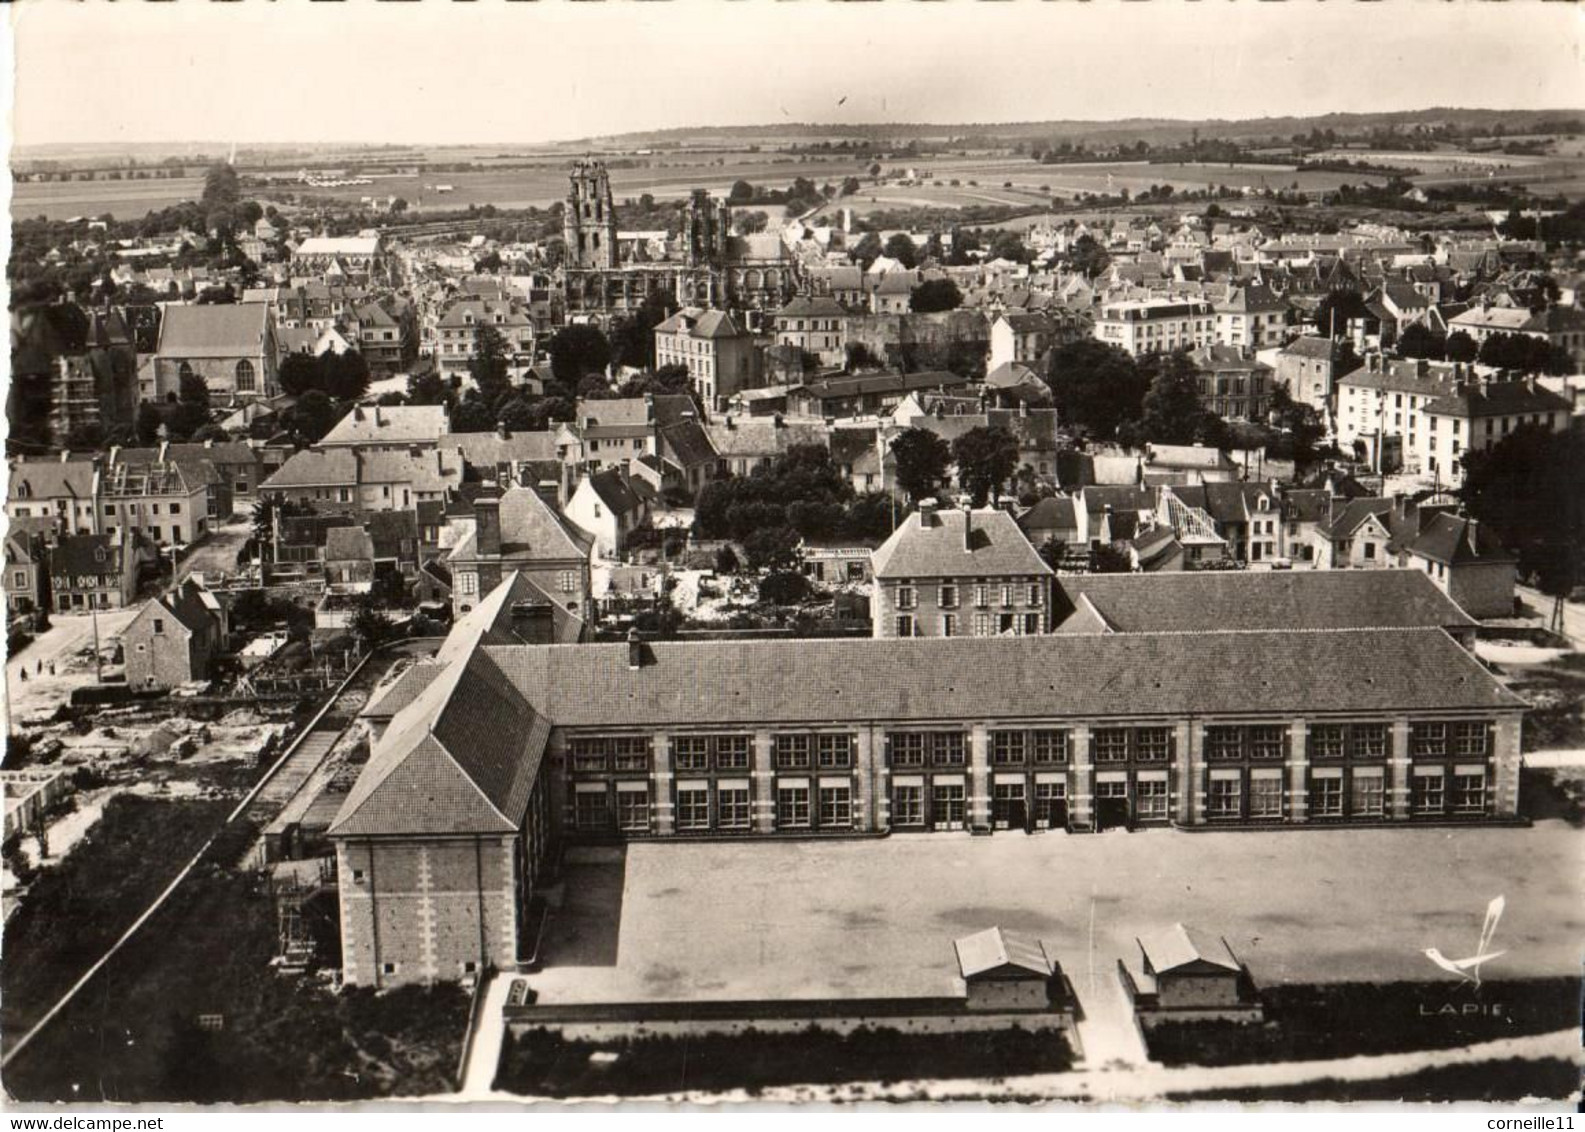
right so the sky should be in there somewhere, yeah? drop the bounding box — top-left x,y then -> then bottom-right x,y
7,0 -> 1582,149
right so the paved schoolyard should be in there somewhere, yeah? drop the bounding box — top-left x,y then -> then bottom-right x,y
528,821 -> 1584,1006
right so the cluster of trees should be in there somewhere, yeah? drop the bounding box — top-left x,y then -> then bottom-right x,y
135,372 -> 219,446
726,177 -> 829,213
279,350 -> 371,400
1396,323 -> 1479,363
910,278 -> 962,313
1461,425 -> 1584,597
888,424 -> 1022,507
1471,330 -> 1575,376
693,444 -> 894,546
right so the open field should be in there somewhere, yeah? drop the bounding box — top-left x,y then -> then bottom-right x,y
530,821 -> 1584,1008
16,145 -> 1585,222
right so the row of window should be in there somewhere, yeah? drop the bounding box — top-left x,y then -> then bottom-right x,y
571,781 -> 854,833
562,721 -> 1493,775
893,582 -> 1043,610
894,611 -> 1043,637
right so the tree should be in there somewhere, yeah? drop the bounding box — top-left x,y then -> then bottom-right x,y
350,598 -> 396,651
608,289 -> 678,370
733,210 -> 770,236
742,526 -> 802,573
390,197 -> 409,214
1461,425 -> 1585,597
278,352 -> 322,397
890,427 -> 952,502
987,230 -> 1032,265
728,179 -> 756,204
448,397 -> 496,433
283,389 -> 342,444
1445,329 -> 1479,363
1046,340 -> 1149,440
1091,543 -> 1134,574
1067,234 -> 1110,279
469,324 -> 513,405
1397,322 -> 1446,360
549,324 -> 612,386
910,278 -> 963,313
951,426 -> 1020,506
322,351 -> 370,401
883,233 -> 919,269
1136,351 -> 1226,447
1267,383 -> 1327,470
759,571 -> 812,605
497,398 -> 539,433
714,544 -> 739,574
850,230 -> 883,270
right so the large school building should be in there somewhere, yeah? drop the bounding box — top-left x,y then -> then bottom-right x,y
332,573 -> 1525,987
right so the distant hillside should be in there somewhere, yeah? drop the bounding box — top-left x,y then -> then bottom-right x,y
581,108 -> 1585,149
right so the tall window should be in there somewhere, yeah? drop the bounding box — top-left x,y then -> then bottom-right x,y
816,734 -> 853,769
718,786 -> 752,829
932,732 -> 966,767
1249,726 -> 1285,760
612,737 -> 650,773
1032,730 -> 1068,765
1350,772 -> 1385,818
234,359 -> 256,392
774,734 -> 811,770
617,787 -> 650,832
673,737 -> 710,772
777,784 -> 811,828
1094,729 -> 1129,762
1208,777 -> 1241,818
1412,770 -> 1446,815
939,583 -> 958,609
1353,724 -> 1388,759
574,789 -> 610,830
1310,724 -> 1346,760
1136,779 -> 1169,821
1454,722 -> 1488,757
715,735 -> 751,771
889,733 -> 926,768
1249,775 -> 1283,818
1454,772 -> 1486,815
1135,728 -> 1169,762
1412,723 -> 1448,758
892,783 -> 924,827
818,785 -> 852,828
676,786 -> 710,831
1205,728 -> 1243,760
990,731 -> 1026,766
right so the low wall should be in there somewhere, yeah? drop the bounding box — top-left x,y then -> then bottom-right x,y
505,997 -> 1076,1041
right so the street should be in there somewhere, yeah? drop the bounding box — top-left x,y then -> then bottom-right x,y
1518,584 -> 1585,649
4,607 -> 142,727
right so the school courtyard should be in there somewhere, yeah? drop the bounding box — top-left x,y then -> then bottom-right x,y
527,819 -> 1584,1006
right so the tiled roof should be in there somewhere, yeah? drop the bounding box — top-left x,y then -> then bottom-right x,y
320,405 -> 449,447
478,625 -> 1521,729
776,296 -> 849,319
1316,496 -> 1395,540
358,449 -> 462,493
871,507 -> 1051,579
1421,379 -> 1571,420
654,307 -> 749,340
583,469 -> 644,516
1410,512 -> 1516,566
324,525 -> 374,562
1280,488 -> 1332,524
1053,570 -> 1475,634
7,458 -> 96,502
47,533 -> 122,578
1337,358 -> 1457,398
1081,485 -> 1157,516
1019,496 -> 1079,532
262,449 -> 357,489
155,303 -> 271,358
439,429 -> 560,467
705,419 -> 831,459
361,661 -> 444,721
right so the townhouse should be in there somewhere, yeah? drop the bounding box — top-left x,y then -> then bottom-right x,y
6,456 -> 99,535
774,296 -> 848,369
870,503 -> 1053,639
434,298 -> 538,381
444,485 -> 593,618
1093,299 -> 1216,357
652,307 -> 758,411
318,404 -> 450,454
1415,374 -> 1571,482
1213,284 -> 1288,350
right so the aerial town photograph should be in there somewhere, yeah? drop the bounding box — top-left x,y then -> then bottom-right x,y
0,0 -> 1581,1115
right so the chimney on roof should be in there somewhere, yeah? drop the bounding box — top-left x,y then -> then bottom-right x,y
919,498 -> 937,526
773,413 -> 785,429
534,479 -> 560,509
474,494 -> 502,557
962,502 -> 972,551
1414,358 -> 1429,379
1368,354 -> 1381,374
627,627 -> 644,670
157,441 -> 169,464
353,406 -> 364,422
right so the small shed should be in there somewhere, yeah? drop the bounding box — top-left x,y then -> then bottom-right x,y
954,926 -> 1055,1011
1121,923 -> 1258,1016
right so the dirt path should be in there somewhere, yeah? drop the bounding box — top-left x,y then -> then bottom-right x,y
4,607 -> 141,724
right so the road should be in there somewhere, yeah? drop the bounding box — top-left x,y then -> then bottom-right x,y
1517,584 -> 1585,648
4,607 -> 142,726
174,518 -> 254,585
458,973 -> 512,1099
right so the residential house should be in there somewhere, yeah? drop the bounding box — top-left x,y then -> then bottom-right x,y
774,296 -> 848,369
870,502 -> 1053,639
318,404 -> 450,453
1416,373 -> 1572,482
1141,444 -> 1239,486
652,307 -> 758,411
6,455 -> 99,535
4,532 -> 47,616
1278,487 -> 1332,565
1017,497 -> 1087,564
703,416 -> 831,478
787,371 -> 972,420
870,270 -> 917,315
1334,355 -> 1461,473
1213,284 -> 1288,350
123,580 -> 226,689
829,427 -> 884,495
983,362 -> 1052,408
1093,299 -> 1216,356
1188,346 -> 1273,422
1271,336 -> 1342,413
47,531 -> 139,612
352,299 -> 417,374
444,486 -> 593,617
1166,481 -> 1281,564
151,303 -> 280,401
99,454 -> 216,546
1449,303 -> 1585,366
434,298 -> 538,381
564,468 -> 652,560
1407,513 -> 1516,620
987,311 -> 1085,374
439,427 -> 569,494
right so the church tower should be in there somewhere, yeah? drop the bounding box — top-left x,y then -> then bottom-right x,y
563,160 -> 617,270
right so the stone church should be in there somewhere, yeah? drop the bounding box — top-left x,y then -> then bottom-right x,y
560,160 -> 800,323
